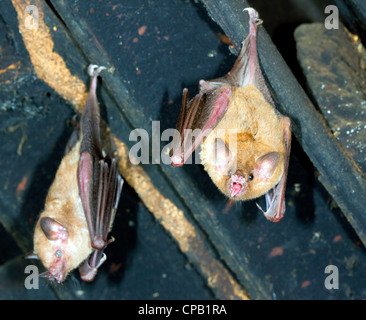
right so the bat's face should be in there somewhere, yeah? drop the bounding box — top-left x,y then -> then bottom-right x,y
202,137 -> 284,201
34,217 -> 72,283
37,245 -> 68,283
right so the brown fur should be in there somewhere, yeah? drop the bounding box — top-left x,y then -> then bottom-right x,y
200,84 -> 286,200
33,139 -> 92,278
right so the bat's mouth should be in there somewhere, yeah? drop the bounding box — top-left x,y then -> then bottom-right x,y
229,182 -> 245,198
229,171 -> 246,198
41,259 -> 67,283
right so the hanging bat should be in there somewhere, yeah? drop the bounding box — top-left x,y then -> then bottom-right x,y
28,65 -> 124,283
170,8 -> 291,222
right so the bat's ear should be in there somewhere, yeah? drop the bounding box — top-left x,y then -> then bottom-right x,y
40,217 -> 68,241
255,152 -> 280,181
213,138 -> 234,173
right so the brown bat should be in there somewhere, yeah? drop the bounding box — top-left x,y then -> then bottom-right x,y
170,8 -> 291,222
29,65 -> 123,282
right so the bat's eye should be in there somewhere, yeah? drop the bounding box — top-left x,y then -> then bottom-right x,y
248,173 -> 254,181
228,169 -> 233,175
55,250 -> 62,258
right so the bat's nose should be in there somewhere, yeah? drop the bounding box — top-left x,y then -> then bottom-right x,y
233,170 -> 244,178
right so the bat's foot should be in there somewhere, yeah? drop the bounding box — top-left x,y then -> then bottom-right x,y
243,8 -> 263,26
87,64 -> 106,99
88,64 -> 106,78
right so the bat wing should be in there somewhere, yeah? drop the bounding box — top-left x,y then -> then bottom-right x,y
256,117 -> 291,222
225,8 -> 274,106
78,156 -> 123,282
170,78 -> 232,166
77,65 -> 124,282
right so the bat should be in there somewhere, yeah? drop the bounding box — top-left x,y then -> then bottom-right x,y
28,65 -> 124,283
170,8 -> 291,222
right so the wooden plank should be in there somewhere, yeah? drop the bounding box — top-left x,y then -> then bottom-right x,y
336,0 -> 366,45
295,22 -> 366,173
199,0 -> 366,246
